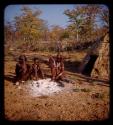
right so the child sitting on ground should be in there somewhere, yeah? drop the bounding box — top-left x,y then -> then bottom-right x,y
30,58 -> 44,80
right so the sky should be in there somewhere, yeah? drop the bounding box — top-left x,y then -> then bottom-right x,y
4,4 -> 74,29
4,4 -> 108,29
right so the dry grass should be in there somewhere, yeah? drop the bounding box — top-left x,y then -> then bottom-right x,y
4,52 -> 110,121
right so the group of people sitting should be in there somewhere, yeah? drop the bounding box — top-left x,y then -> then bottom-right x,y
15,53 -> 64,84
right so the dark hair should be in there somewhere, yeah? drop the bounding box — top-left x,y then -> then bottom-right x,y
19,55 -> 27,61
33,57 -> 39,62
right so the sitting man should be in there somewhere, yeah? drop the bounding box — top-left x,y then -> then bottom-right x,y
30,58 -> 44,80
15,55 -> 31,84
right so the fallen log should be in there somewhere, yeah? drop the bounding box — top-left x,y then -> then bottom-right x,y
59,77 -> 75,84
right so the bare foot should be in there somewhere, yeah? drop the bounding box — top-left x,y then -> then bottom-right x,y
15,82 -> 20,86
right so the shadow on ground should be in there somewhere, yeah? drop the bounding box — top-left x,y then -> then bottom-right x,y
4,73 -> 52,83
4,74 -> 15,83
64,60 -> 81,73
68,72 -> 109,87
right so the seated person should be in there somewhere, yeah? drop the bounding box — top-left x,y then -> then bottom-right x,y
15,55 -> 31,84
49,55 -> 57,80
30,58 -> 44,80
49,53 -> 65,81
55,53 -> 65,81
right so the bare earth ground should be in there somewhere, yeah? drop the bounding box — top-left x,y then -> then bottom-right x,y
4,52 -> 110,121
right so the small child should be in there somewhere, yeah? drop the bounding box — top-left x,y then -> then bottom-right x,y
30,58 -> 44,80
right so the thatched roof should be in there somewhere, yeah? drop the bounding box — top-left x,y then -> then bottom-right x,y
87,35 -> 105,55
78,32 -> 110,81
91,33 -> 110,80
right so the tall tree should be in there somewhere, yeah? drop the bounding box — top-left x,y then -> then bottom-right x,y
14,5 -> 48,43
4,22 -> 14,44
49,25 -> 64,41
98,5 -> 109,28
64,5 -> 85,43
64,4 -> 108,44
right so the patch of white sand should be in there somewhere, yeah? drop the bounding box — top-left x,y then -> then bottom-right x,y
28,78 -> 64,97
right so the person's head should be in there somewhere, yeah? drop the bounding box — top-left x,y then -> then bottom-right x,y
33,58 -> 39,65
56,53 -> 62,62
18,55 -> 27,63
49,54 -> 53,59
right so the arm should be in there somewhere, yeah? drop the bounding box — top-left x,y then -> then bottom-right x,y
15,63 -> 22,75
55,63 -> 64,79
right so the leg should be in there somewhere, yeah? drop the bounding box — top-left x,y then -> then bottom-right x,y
38,69 -> 44,79
51,67 -> 56,80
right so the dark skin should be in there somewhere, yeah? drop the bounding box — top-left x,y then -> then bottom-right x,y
30,59 -> 44,80
55,54 -> 64,81
49,56 -> 57,80
15,55 -> 31,83
49,54 -> 65,81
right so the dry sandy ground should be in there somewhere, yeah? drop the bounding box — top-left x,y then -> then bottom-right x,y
4,57 -> 110,121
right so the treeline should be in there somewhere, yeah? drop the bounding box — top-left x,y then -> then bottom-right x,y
4,5 -> 109,53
